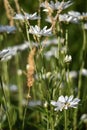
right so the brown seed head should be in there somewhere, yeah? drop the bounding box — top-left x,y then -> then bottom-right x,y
27,47 -> 36,88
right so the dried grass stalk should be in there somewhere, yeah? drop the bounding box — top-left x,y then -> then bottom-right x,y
14,0 -> 20,13
27,47 -> 36,88
3,0 -> 14,25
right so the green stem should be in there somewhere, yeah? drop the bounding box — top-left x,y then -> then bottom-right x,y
51,116 -> 54,130
64,110 -> 67,130
22,89 -> 30,130
25,20 -> 32,50
47,108 -> 49,130
65,29 -> 68,54
2,61 -> 10,103
15,54 -> 23,119
73,23 -> 86,130
0,77 -> 12,130
78,24 -> 86,98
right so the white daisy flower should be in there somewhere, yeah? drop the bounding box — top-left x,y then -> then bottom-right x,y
0,25 -> 16,34
40,0 -> 73,11
29,25 -> 52,37
51,95 -> 80,111
13,12 -> 40,20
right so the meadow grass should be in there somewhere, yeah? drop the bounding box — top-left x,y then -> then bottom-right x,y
0,0 -> 87,130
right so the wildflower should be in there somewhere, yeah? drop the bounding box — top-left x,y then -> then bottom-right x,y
51,95 -> 80,111
64,55 -> 72,63
29,25 -> 52,37
44,101 -> 48,108
68,71 -> 77,78
80,114 -> 87,124
68,11 -> 81,18
17,42 -> 29,51
59,11 -> 81,24
83,23 -> 87,30
41,1 -> 53,14
17,69 -> 22,76
0,25 -> 16,34
13,12 -> 40,20
81,68 -> 87,77
10,84 -> 18,92
80,12 -> 87,21
59,14 -> 79,24
40,0 -> 73,11
44,47 -> 58,59
0,48 -> 17,61
0,49 -> 9,59
28,100 -> 42,107
41,38 -> 60,46
0,42 -> 29,61
59,14 -> 73,23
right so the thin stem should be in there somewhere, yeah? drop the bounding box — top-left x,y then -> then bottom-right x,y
78,24 -> 86,98
65,29 -> 68,54
22,89 -> 30,130
0,77 -> 12,130
38,0 -> 42,27
2,61 -> 10,103
15,54 -> 23,119
57,24 -> 61,59
46,108 -> 49,130
21,9 -> 32,50
25,21 -> 32,50
51,115 -> 54,130
73,23 -> 86,130
48,107 -> 54,130
64,110 -> 67,130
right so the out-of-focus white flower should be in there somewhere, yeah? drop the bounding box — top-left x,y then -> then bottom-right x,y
44,101 -> 48,108
46,13 -> 79,24
10,84 -> 18,92
58,11 -> 81,24
0,48 -> 17,61
59,14 -> 75,23
22,100 -> 42,107
51,95 -> 80,111
0,25 -> 16,34
17,69 -> 22,76
0,49 -> 9,59
13,14 -> 24,20
68,11 -> 81,18
29,25 -> 52,37
83,23 -> 87,30
80,12 -> 87,21
26,64 -> 30,70
59,14 -> 79,24
80,114 -> 87,123
28,100 -> 42,107
44,47 -> 57,58
81,68 -> 87,76
0,42 -> 30,61
64,55 -> 72,63
13,12 -> 40,20
68,71 -> 77,78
